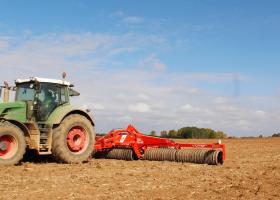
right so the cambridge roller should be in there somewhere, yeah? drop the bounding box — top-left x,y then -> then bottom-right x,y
93,125 -> 226,165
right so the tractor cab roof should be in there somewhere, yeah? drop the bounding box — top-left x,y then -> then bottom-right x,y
15,77 -> 72,86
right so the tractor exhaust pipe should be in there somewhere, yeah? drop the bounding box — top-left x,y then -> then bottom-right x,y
3,81 -> 9,103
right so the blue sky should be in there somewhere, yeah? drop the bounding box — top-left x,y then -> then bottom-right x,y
0,0 -> 280,136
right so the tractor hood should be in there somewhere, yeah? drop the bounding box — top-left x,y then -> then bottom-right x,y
0,101 -> 27,122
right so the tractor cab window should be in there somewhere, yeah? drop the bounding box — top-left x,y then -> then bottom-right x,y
36,83 -> 68,121
16,83 -> 36,101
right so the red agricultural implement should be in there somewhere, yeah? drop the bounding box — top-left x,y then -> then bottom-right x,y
93,124 -> 226,165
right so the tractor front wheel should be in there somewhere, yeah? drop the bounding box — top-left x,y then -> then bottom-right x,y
52,114 -> 95,163
0,123 -> 26,165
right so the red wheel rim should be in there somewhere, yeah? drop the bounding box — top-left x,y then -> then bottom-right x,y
0,135 -> 18,159
67,126 -> 88,154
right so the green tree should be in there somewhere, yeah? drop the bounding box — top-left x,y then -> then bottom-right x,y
216,131 -> 227,139
178,127 -> 193,139
168,130 -> 177,138
272,133 -> 280,137
160,130 -> 168,138
150,130 -> 156,136
161,126 -> 227,139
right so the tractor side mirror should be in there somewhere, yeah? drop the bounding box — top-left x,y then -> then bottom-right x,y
69,88 -> 80,96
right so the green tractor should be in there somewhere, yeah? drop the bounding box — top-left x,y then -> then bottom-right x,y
0,76 -> 95,165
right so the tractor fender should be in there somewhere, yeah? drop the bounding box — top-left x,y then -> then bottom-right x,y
1,119 -> 30,137
1,119 -> 40,150
47,104 -> 95,126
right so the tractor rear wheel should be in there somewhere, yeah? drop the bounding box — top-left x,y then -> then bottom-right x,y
52,114 -> 95,163
0,123 -> 26,165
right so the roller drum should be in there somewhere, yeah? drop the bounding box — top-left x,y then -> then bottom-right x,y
143,148 -> 177,162
176,148 -> 223,165
105,148 -> 134,161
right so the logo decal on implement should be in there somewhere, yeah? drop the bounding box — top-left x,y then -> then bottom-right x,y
120,135 -> 127,143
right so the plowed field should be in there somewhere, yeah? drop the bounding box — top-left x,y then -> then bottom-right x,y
0,138 -> 279,200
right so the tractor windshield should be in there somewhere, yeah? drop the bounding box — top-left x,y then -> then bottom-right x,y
16,83 -> 35,101
37,83 -> 68,121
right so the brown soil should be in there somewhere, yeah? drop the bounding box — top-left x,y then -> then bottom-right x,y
0,138 -> 279,200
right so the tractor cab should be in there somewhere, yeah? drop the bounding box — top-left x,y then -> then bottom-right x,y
15,77 -> 79,121
0,76 -> 95,165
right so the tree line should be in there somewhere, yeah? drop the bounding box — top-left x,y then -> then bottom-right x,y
272,133 -> 280,137
150,127 -> 227,139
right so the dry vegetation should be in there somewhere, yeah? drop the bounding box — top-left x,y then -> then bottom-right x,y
0,138 -> 279,200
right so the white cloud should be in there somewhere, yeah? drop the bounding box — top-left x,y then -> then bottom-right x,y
122,16 -> 144,24
180,104 -> 213,118
91,103 -> 105,110
129,102 -> 151,113
218,105 -> 237,112
119,115 -> 133,122
0,31 -> 277,136
0,37 -> 10,50
153,62 -> 166,71
255,110 -> 266,118
111,10 -> 144,24
138,93 -> 150,101
181,104 -> 193,112
116,93 -> 127,100
178,72 -> 248,82
213,97 -> 228,104
186,87 -> 201,94
138,53 -> 166,71
110,47 -> 137,55
112,10 -> 125,17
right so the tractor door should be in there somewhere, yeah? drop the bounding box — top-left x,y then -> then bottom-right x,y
36,83 -> 68,121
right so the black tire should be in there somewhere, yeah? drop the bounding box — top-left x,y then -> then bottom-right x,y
0,122 -> 26,165
52,114 -> 95,163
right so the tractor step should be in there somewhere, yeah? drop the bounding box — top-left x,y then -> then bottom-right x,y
38,124 -> 52,154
